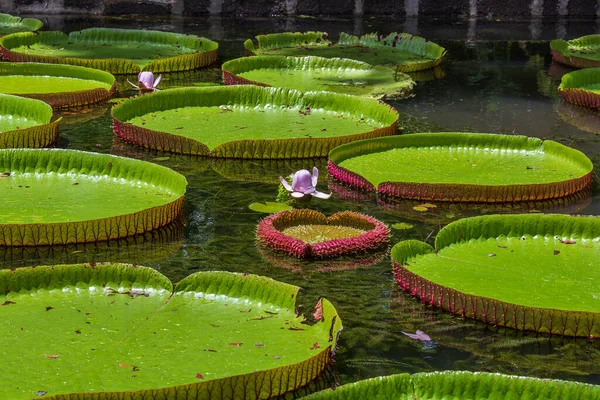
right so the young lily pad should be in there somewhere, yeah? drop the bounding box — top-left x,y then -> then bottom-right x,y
0,28 -> 219,74
558,67 -> 600,109
328,132 -> 592,203
257,209 -> 389,258
112,85 -> 399,158
551,35 -> 600,69
392,214 -> 600,337
303,371 -> 600,399
249,201 -> 293,213
0,62 -> 116,108
0,93 -> 59,148
0,149 -> 187,246
0,263 -> 342,399
0,13 -> 42,37
243,31 -> 446,73
222,56 -> 415,100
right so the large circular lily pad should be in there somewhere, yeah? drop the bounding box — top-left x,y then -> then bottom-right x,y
0,62 -> 116,109
0,13 -> 42,37
0,93 -> 59,148
558,67 -> 600,109
0,28 -> 219,74
222,56 -> 415,100
243,31 -> 446,73
303,371 -> 600,399
0,149 -> 187,246
328,133 -> 592,203
392,214 -> 600,337
0,263 -> 342,399
112,85 -> 399,158
551,35 -> 600,69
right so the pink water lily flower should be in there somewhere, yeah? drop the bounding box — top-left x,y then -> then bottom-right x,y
128,71 -> 162,91
279,167 -> 331,200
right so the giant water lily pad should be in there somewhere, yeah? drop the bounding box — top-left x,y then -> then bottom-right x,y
558,67 -> 600,109
243,31 -> 446,73
0,13 -> 42,37
0,93 -> 59,148
112,85 -> 399,158
0,28 -> 219,74
328,133 -> 592,203
0,263 -> 342,399
392,214 -> 600,337
0,62 -> 116,108
222,56 -> 415,100
0,149 -> 187,246
257,209 -> 389,258
551,35 -> 600,69
303,371 -> 600,399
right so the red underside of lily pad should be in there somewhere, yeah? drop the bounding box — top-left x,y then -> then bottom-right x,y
559,87 -> 600,110
257,209 -> 389,258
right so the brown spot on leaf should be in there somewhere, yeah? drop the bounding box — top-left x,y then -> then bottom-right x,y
118,363 -> 130,369
203,349 -> 217,352
1,301 -> 15,306
554,250 -> 560,255
229,342 -> 243,346
560,239 -> 576,244
45,306 -> 54,311
240,309 -> 251,313
196,373 -> 204,379
311,342 -> 321,350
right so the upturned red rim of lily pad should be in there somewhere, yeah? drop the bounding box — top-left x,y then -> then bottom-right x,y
257,209 -> 389,258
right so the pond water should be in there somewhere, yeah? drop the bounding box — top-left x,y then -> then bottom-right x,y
3,14 -> 600,394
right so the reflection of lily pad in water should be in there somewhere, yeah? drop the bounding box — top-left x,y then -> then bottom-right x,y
328,133 -> 592,202
557,101 -> 600,134
0,13 -> 42,37
222,56 -> 415,100
551,35 -> 600,69
392,214 -> 600,337
0,93 -> 59,148
0,149 -> 187,246
0,264 -> 342,399
0,28 -> 219,74
112,85 -> 398,158
244,31 -> 446,73
0,62 -> 116,108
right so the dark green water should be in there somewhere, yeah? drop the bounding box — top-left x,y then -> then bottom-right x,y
3,15 -> 600,393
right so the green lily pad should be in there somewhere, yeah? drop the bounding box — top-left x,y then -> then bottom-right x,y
0,263 -> 342,399
0,62 -> 116,109
558,67 -> 600,109
303,371 -> 600,399
243,31 -> 446,73
0,93 -> 59,148
249,201 -> 293,213
0,149 -> 187,246
0,13 -> 42,37
551,35 -> 600,69
222,56 -> 415,100
112,85 -> 399,158
0,28 -> 219,74
328,132 -> 592,202
391,222 -> 414,230
392,214 -> 600,337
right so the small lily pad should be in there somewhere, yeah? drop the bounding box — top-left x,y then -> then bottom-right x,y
249,202 -> 293,213
392,222 -> 414,230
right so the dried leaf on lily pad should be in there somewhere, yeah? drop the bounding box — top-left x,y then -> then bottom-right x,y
243,31 -> 446,73
0,93 -> 59,148
328,132 -> 592,203
392,214 -> 600,337
0,13 -> 42,37
0,148 -> 187,246
0,28 -> 219,74
222,55 -> 415,100
249,202 -> 293,214
302,371 -> 600,399
0,264 -> 342,399
112,85 -> 398,158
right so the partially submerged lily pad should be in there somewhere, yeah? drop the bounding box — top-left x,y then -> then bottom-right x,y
551,35 -> 600,69
0,62 -> 116,108
0,149 -> 187,246
0,93 -> 59,148
243,31 -> 446,73
558,67 -> 600,110
0,28 -> 219,74
328,133 -> 592,202
222,56 -> 415,100
112,85 -> 399,158
392,214 -> 600,337
303,371 -> 600,399
257,209 -> 389,258
0,13 -> 42,37
0,263 -> 342,399
249,201 -> 293,213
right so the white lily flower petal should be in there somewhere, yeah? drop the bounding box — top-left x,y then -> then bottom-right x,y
279,176 -> 293,191
311,191 -> 332,199
153,74 -> 162,89
311,166 -> 319,187
291,191 -> 305,198
127,79 -> 140,90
